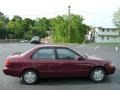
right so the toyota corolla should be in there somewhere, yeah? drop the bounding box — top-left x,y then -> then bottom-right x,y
3,45 -> 115,84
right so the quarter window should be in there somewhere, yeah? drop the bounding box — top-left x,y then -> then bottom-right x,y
32,48 -> 55,59
56,48 -> 78,60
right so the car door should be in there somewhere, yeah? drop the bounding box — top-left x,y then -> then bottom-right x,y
31,47 -> 60,78
56,47 -> 88,77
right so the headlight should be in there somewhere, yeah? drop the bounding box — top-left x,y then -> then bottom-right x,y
109,63 -> 115,67
105,63 -> 115,68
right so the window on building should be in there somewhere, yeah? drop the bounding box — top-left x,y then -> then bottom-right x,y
107,37 -> 109,40
101,36 -> 104,40
107,29 -> 109,32
113,29 -> 116,32
114,36 -> 116,39
112,36 -> 116,39
102,29 -> 104,32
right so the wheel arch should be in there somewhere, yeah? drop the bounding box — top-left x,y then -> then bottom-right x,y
89,66 -> 107,77
20,68 -> 40,78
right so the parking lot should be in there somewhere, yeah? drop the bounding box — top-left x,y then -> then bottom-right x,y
0,43 -> 120,90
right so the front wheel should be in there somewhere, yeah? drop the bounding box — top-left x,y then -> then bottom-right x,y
90,67 -> 106,83
21,70 -> 39,85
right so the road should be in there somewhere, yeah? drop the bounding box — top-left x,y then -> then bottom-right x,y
0,43 -> 120,90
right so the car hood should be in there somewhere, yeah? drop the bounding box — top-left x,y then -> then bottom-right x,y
87,55 -> 103,60
85,55 -> 111,64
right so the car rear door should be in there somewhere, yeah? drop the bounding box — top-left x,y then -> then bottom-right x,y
31,47 -> 60,78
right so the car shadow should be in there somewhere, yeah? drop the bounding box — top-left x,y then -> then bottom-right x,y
20,69 -> 120,85
33,68 -> 120,86
33,77 -> 112,85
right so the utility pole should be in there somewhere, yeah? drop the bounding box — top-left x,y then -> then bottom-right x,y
68,5 -> 71,40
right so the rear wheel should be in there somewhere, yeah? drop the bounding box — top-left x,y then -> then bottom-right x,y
90,67 -> 106,82
21,70 -> 39,85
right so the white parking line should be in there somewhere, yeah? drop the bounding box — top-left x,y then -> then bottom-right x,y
76,45 -> 84,48
116,46 -> 118,51
94,46 -> 100,49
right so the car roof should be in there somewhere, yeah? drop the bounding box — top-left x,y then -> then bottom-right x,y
36,44 -> 69,48
21,45 -> 71,57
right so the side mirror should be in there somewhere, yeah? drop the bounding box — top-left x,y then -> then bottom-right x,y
75,56 -> 82,60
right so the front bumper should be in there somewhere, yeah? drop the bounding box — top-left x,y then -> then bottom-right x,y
106,66 -> 116,74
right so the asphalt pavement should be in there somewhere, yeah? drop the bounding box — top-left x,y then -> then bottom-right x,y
0,43 -> 120,90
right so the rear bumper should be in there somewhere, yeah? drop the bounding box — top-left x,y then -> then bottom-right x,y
3,67 -> 21,77
31,40 -> 40,44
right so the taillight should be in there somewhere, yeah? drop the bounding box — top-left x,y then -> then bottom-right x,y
5,60 -> 10,67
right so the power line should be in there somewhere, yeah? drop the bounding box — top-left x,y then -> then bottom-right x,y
72,9 -> 113,17
4,9 -> 113,18
68,5 -> 71,40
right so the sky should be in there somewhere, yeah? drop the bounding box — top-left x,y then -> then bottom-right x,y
0,0 -> 120,27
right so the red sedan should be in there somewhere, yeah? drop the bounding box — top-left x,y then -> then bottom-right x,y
3,45 -> 115,84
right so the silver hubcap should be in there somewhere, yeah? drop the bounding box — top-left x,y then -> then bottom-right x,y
24,71 -> 36,84
93,70 -> 104,81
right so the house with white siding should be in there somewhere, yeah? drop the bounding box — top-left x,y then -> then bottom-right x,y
93,27 -> 120,43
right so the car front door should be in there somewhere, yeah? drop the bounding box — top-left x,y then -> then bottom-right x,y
31,47 -> 60,78
56,48 -> 88,77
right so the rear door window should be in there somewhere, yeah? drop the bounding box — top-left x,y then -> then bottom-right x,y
32,48 -> 55,59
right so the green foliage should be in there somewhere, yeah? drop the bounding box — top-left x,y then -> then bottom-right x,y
0,21 -> 7,39
36,17 -> 50,31
51,14 -> 89,43
0,21 -> 4,28
0,28 -> 7,39
0,12 -> 9,23
24,31 -> 33,40
31,27 -> 48,38
113,8 -> 120,28
50,15 -> 68,42
22,18 -> 32,32
0,11 -> 89,43
7,18 -> 24,39
12,15 -> 22,22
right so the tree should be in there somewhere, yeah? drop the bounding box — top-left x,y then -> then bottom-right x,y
36,17 -> 50,31
50,14 -> 89,43
0,21 -> 4,28
22,18 -> 33,32
50,15 -> 68,42
33,17 -> 50,38
12,15 -> 22,22
31,27 -> 48,38
0,12 -> 9,39
0,21 -> 7,39
113,8 -> 120,28
0,11 -> 89,41
0,12 -> 9,23
7,18 -> 24,39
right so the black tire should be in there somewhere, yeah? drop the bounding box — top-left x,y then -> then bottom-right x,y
90,67 -> 106,83
21,70 -> 39,85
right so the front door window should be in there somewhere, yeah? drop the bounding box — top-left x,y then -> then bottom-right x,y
56,48 -> 78,60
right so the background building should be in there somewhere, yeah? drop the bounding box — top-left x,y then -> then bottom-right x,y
94,27 -> 120,43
